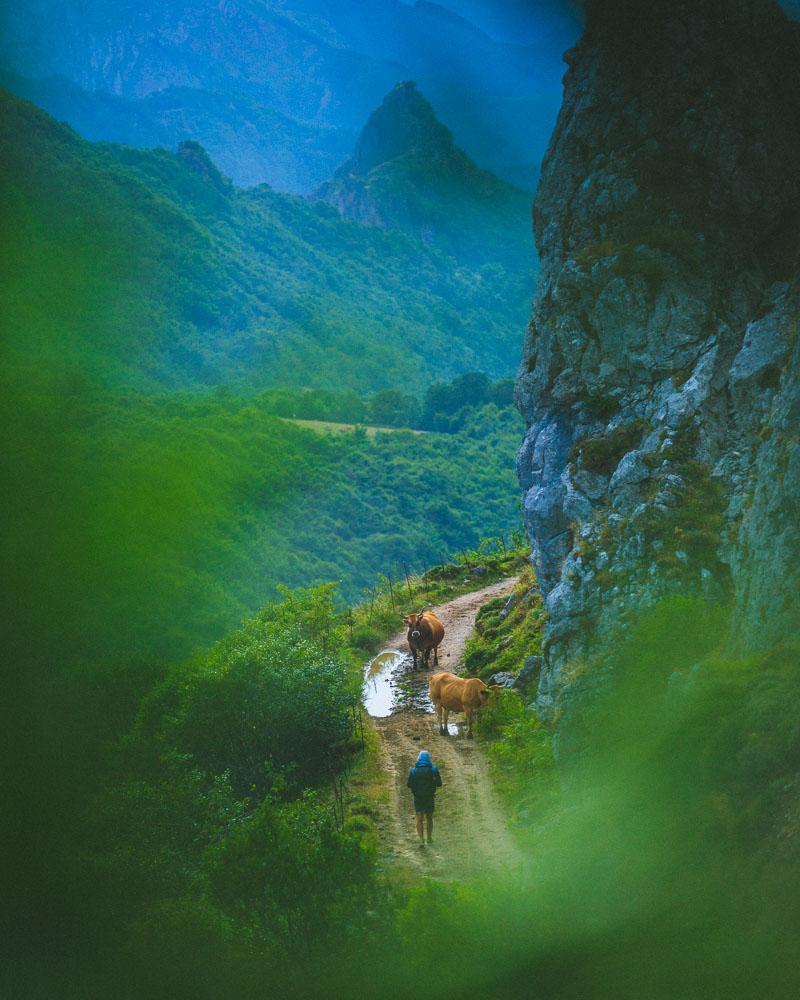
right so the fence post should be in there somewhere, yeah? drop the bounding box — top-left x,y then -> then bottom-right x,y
403,562 -> 414,602
356,703 -> 365,749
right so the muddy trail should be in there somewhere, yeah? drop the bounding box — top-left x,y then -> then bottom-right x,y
365,578 -> 524,879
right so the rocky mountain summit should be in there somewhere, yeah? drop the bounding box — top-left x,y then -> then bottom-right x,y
516,0 -> 800,720
315,82 -> 535,267
314,82 -> 459,229
337,81 -> 457,179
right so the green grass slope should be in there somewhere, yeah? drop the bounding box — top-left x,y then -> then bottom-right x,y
1,84 -> 533,673
3,379 -> 523,671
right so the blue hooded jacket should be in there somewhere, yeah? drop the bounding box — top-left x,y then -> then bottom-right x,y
407,750 -> 442,800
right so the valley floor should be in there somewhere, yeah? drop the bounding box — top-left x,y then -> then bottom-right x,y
277,417 -> 428,436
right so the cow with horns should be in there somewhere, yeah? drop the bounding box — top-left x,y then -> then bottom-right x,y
403,610 -> 444,669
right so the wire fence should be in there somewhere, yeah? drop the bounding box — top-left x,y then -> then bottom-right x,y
350,532 -> 528,624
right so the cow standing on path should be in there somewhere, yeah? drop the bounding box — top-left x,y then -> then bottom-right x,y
404,610 -> 444,668
429,671 -> 499,738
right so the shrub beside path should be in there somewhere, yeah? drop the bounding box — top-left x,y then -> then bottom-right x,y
371,578 -> 524,879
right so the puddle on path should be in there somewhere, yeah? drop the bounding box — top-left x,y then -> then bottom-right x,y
428,716 -> 463,737
363,649 -> 434,717
363,650 -> 406,717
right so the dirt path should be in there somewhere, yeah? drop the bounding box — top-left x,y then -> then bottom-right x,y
369,578 -> 523,879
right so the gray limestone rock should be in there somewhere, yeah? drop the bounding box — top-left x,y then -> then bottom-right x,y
489,672 -> 517,689
499,592 -> 520,620
517,655 -> 543,691
609,451 -> 650,492
730,295 -> 792,395
515,0 -> 800,721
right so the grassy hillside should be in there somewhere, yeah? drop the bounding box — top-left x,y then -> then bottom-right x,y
3,379 -> 523,673
0,84 -> 534,674
0,88 -> 530,393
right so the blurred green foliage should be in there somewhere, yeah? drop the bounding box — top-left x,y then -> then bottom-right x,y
3,586 -> 382,999
5,550 -> 800,1000
358,599 -> 800,1000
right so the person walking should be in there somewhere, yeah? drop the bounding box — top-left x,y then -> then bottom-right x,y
407,749 -> 442,847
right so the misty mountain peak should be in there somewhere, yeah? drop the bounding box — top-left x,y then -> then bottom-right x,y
313,79 -> 532,266
345,81 -> 455,176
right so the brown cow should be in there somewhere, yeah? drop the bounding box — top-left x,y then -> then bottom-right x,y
428,671 -> 500,739
403,610 -> 445,669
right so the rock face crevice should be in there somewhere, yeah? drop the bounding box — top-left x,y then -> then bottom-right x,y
517,0 -> 800,719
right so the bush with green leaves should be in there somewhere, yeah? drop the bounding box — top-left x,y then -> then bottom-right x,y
366,388 -> 420,427
170,586 -> 359,795
418,373 -> 516,432
203,792 -> 376,949
258,387 -> 367,423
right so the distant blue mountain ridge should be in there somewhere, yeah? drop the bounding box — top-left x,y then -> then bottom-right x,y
0,0 -> 578,192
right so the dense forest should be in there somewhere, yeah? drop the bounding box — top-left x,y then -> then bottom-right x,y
258,371 -> 515,431
4,377 -> 522,669
0,88 -> 533,391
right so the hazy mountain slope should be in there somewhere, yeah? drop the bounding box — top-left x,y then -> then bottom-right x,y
434,0 -> 581,43
314,82 -> 535,274
0,0 -> 576,189
0,69 -> 355,194
0,88 -> 530,391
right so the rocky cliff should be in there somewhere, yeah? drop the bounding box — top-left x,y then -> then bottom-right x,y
516,0 -> 800,720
